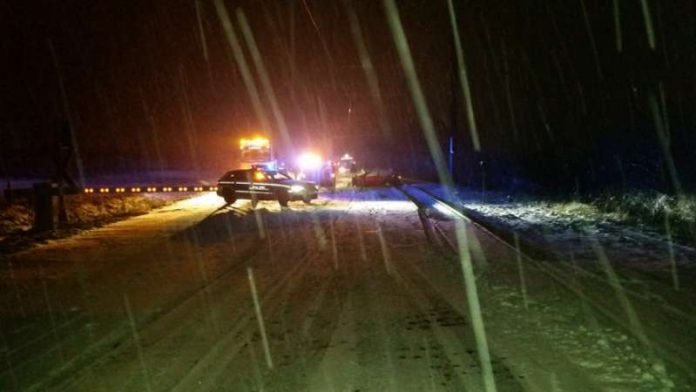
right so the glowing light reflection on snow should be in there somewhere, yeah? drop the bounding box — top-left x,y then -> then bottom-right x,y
178,193 -> 418,214
174,193 -> 222,209
331,200 -> 417,213
433,201 -> 466,219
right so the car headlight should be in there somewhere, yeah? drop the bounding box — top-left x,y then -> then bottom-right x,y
289,185 -> 305,193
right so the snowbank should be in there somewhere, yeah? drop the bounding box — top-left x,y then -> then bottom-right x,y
0,193 -> 189,254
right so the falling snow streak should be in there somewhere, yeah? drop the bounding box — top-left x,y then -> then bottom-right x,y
578,0 -> 603,80
481,54 -> 504,138
576,81 -> 588,117
663,210 -> 679,291
658,82 -> 671,138
521,51 -> 554,142
654,0 -> 670,67
40,266 -> 66,362
383,5 -> 498,385
329,212 -> 339,270
478,12 -> 506,135
2,331 -> 19,391
123,294 -> 153,392
7,261 -> 25,318
544,0 -> 583,98
453,222 -> 498,392
500,43 -> 519,142
382,0 -> 451,189
343,0 -> 392,138
288,0 -> 297,90
513,233 -> 529,310
300,0 -> 339,91
589,241 -> 651,349
247,267 -> 274,370
613,0 -> 623,52
195,0 -> 209,62
257,2 -> 296,94
309,211 -> 328,249
649,93 -> 682,194
640,0 -> 657,50
446,0 -> 481,151
354,215 -> 367,262
376,222 -> 393,275
213,0 -> 272,133
237,8 -> 293,151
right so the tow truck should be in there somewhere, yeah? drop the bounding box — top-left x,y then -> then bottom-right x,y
240,137 -> 277,171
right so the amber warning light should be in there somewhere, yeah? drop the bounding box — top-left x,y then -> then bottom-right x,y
81,186 -> 218,194
240,137 -> 270,149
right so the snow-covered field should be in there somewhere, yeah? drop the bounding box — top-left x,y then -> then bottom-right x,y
422,184 -> 696,276
0,188 -> 692,391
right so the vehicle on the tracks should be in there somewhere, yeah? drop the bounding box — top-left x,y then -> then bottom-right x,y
216,167 -> 318,207
352,168 -> 402,187
337,153 -> 356,175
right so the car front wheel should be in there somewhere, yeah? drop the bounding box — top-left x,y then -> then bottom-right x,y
223,192 -> 236,205
277,191 -> 289,207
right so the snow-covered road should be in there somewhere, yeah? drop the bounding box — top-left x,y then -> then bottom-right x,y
0,188 -> 691,391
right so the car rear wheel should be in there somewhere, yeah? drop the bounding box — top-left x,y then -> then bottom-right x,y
223,193 -> 236,205
302,195 -> 312,204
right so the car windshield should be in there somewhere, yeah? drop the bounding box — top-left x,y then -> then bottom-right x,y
266,171 -> 291,181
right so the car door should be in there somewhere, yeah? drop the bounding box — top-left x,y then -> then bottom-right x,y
249,171 -> 273,196
218,171 -> 237,189
229,170 -> 251,196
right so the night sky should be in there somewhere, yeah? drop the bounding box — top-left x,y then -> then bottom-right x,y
2,0 -> 695,192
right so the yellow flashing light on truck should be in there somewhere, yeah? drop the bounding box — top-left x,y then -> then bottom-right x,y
240,137 -> 270,149
240,136 -> 277,170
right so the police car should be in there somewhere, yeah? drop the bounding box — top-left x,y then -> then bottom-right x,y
216,168 -> 318,207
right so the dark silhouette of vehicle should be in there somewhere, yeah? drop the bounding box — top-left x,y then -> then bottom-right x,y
352,169 -> 402,187
217,168 -> 318,207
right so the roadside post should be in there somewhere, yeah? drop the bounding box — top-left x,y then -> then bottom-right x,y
448,136 -> 454,178
3,180 -> 11,204
53,122 -> 78,225
480,159 -> 486,203
33,182 -> 55,232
